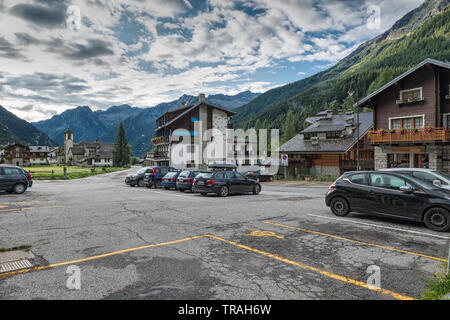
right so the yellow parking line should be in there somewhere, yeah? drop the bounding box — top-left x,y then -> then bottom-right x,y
264,221 -> 447,263
0,233 -> 414,300
206,234 -> 414,300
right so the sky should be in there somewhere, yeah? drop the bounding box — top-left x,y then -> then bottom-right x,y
0,0 -> 425,121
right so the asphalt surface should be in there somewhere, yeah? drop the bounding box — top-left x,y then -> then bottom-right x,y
0,167 -> 449,300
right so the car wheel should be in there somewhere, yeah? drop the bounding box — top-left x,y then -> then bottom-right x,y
330,197 -> 350,217
201,193 -> 208,196
13,183 -> 27,194
219,186 -> 229,197
164,187 -> 170,190
253,184 -> 261,195
154,180 -> 162,189
137,179 -> 145,187
424,208 -> 450,232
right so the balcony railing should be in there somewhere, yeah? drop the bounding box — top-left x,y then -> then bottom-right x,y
370,128 -> 450,144
339,160 -> 374,171
151,136 -> 169,145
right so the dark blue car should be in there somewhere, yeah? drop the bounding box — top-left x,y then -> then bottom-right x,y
161,171 -> 182,190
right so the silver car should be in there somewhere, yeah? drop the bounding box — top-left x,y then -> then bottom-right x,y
379,168 -> 450,191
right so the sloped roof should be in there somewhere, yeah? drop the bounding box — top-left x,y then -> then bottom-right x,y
29,146 -> 54,153
356,58 -> 450,107
70,146 -> 85,155
279,112 -> 373,153
302,113 -> 360,134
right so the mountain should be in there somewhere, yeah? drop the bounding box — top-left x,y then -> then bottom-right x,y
233,0 -> 450,132
33,91 -> 260,157
0,105 -> 57,146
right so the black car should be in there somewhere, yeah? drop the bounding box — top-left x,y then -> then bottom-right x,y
125,167 -> 155,187
143,166 -> 178,188
176,170 -> 206,192
0,165 -> 32,194
192,171 -> 261,197
325,171 -> 450,232
244,170 -> 274,182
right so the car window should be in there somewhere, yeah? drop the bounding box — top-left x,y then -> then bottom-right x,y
215,173 -> 224,179
179,171 -> 189,178
412,171 -> 440,184
235,172 -> 245,179
196,173 -> 213,179
349,174 -> 367,185
3,168 -> 22,175
432,171 -> 450,182
160,167 -> 168,174
224,172 -> 235,179
370,173 -> 410,190
137,168 -> 147,174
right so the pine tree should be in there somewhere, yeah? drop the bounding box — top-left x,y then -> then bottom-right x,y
282,111 -> 297,143
113,122 -> 132,167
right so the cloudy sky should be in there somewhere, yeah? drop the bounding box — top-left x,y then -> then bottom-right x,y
0,0 -> 424,121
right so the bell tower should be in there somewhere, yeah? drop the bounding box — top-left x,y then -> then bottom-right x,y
64,128 -> 73,163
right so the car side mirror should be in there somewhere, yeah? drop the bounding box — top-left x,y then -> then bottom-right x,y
433,180 -> 442,188
399,186 -> 413,193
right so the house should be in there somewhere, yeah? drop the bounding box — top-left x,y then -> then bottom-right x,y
357,58 -> 450,172
0,145 -> 5,163
145,94 -> 237,169
279,110 -> 374,178
2,143 -> 31,166
63,129 -> 114,167
29,146 -> 58,165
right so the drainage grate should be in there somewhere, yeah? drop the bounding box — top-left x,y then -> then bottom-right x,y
0,259 -> 33,273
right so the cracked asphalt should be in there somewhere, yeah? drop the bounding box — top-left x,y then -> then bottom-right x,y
0,167 -> 448,300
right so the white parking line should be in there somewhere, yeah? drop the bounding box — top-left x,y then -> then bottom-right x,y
307,214 -> 450,240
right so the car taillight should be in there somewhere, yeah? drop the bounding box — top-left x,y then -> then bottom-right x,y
206,180 -> 215,185
328,184 -> 336,190
171,178 -> 175,182
186,178 -> 191,183
28,173 -> 32,180
193,179 -> 196,184
152,168 -> 156,173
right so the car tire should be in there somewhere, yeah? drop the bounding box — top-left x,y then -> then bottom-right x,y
423,208 -> 450,232
154,180 -> 162,189
219,186 -> 229,197
179,189 -> 185,192
253,184 -> 261,195
13,183 -> 27,194
201,193 -> 208,196
164,187 -> 170,190
137,179 -> 145,187
330,197 -> 350,217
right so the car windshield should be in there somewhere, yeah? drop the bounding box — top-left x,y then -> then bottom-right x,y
164,172 -> 175,178
179,171 -> 190,177
404,175 -> 440,190
432,171 -> 450,181
137,168 -> 148,174
196,173 -> 213,179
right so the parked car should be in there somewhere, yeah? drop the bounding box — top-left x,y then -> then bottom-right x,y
125,167 -> 155,187
192,171 -> 261,197
379,168 -> 450,191
325,171 -> 450,232
143,166 -> 178,188
0,165 -> 32,194
176,170 -> 206,192
244,170 -> 274,182
161,171 -> 182,190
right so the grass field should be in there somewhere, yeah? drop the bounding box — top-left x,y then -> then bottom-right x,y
23,165 -> 127,180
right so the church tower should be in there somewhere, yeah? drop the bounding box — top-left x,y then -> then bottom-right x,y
64,128 -> 73,164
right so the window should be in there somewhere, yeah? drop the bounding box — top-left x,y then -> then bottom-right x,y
304,133 -> 317,140
235,172 -> 245,180
224,172 -> 235,179
215,173 -> 224,179
160,168 -> 169,174
370,173 -> 411,190
390,116 -> 424,129
326,131 -> 341,139
400,88 -> 422,102
349,174 -> 367,185
412,172 -> 442,184
2,168 -> 21,175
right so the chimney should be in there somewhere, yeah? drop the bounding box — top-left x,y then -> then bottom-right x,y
326,110 -> 333,119
346,110 -> 354,124
199,93 -> 206,103
311,136 -> 319,145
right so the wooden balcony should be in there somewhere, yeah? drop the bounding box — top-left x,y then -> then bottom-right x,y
370,128 -> 450,144
151,136 -> 169,145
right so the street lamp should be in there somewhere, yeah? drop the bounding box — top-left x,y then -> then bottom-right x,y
348,82 -> 360,171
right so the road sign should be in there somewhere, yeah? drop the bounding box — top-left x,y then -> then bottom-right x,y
281,154 -> 288,167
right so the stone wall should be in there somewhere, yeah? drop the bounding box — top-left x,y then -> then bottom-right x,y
374,146 -> 388,170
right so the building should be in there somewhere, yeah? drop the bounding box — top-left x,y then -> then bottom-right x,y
2,143 -> 31,166
29,146 -> 58,165
279,110 -> 374,178
357,58 -> 450,172
63,129 -> 114,167
145,94 -> 237,169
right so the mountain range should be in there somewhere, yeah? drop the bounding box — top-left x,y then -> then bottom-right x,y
0,105 -> 57,147
232,0 -> 450,133
32,91 -> 260,157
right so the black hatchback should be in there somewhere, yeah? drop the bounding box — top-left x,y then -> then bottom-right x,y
192,171 -> 261,197
0,165 -> 32,194
325,171 -> 450,232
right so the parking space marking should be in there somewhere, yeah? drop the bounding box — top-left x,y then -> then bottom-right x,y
245,230 -> 284,239
264,221 -> 447,263
207,234 -> 414,300
148,190 -> 207,200
0,233 -> 414,300
307,214 -> 450,240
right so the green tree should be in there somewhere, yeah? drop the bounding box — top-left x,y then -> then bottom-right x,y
282,111 -> 297,143
113,122 -> 132,167
342,95 -> 356,112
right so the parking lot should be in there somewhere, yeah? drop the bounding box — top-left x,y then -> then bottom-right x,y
0,167 -> 449,300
